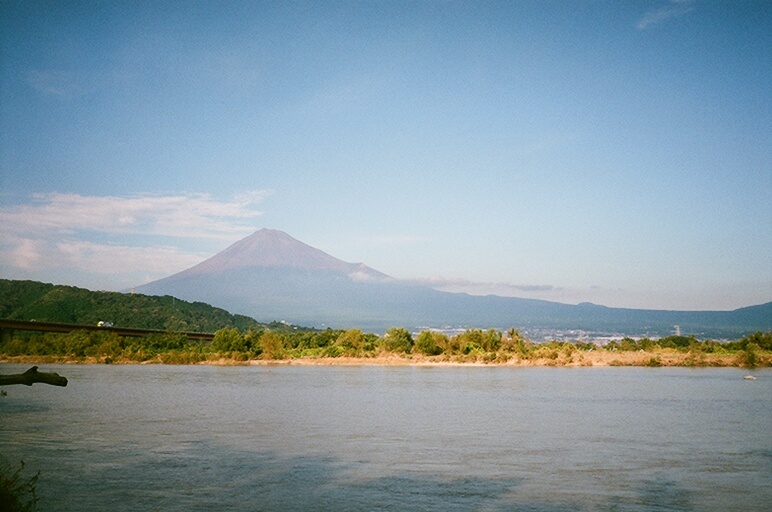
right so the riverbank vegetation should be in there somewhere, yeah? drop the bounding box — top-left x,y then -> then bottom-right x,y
1,326 -> 770,368
2,279 -> 769,367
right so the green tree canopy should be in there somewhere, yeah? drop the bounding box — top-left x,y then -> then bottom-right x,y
414,330 -> 445,355
382,327 -> 413,353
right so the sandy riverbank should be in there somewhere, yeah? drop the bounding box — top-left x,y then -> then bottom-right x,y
243,351 -> 758,367
2,349 -> 766,367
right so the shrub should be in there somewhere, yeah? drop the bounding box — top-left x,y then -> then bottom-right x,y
159,350 -> 204,364
211,328 -> 245,353
462,342 -> 484,356
732,332 -> 772,351
658,335 -> 694,350
638,338 -> 656,351
619,337 -> 638,351
63,330 -> 92,358
453,329 -> 502,353
0,460 -> 39,512
382,327 -> 413,353
260,332 -> 286,359
743,343 -> 760,368
321,345 -> 344,358
335,329 -> 366,355
414,331 -> 444,356
243,328 -> 265,353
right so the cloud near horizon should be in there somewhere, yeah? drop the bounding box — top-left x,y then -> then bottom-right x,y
0,190 -> 270,288
412,276 -> 558,295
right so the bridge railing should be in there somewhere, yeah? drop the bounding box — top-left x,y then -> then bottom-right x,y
0,319 -> 215,342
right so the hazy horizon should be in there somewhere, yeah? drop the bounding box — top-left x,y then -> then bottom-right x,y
1,1 -> 770,311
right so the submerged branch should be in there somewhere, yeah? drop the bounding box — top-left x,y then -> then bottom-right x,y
0,366 -> 68,387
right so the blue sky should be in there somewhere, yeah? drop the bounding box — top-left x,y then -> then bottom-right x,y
1,0 -> 770,311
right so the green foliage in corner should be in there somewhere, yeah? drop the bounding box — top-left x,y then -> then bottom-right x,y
0,459 -> 39,512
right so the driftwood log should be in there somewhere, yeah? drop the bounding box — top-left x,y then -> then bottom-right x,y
0,366 -> 68,387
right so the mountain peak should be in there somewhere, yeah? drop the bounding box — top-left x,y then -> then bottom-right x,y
172,229 -> 391,279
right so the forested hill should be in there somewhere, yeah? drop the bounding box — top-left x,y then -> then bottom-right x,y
0,279 -> 301,333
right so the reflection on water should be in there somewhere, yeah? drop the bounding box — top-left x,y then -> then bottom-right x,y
1,364 -> 770,511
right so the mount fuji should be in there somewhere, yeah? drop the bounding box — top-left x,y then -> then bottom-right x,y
135,229 -> 771,336
135,229 -> 448,330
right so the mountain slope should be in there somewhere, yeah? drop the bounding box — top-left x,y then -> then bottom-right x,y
135,229 -> 772,336
163,229 -> 389,280
0,278 -> 290,332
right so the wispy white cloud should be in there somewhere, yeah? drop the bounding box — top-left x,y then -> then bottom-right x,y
409,277 -> 632,308
636,0 -> 696,30
1,235 -> 203,276
55,240 -> 204,275
410,276 -> 557,296
0,190 -> 271,289
24,69 -> 89,99
2,236 -> 46,270
1,190 -> 269,239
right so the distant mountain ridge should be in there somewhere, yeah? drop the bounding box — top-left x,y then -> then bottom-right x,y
135,229 -> 772,337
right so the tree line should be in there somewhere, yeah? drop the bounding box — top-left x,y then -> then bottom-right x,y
1,326 -> 769,367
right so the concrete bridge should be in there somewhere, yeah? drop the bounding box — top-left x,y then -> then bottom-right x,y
0,319 -> 215,345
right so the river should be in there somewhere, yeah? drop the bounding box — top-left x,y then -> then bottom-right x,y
1,364 -> 770,511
